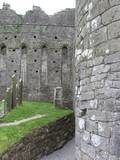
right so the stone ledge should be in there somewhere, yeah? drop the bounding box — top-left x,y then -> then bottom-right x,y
0,113 -> 75,160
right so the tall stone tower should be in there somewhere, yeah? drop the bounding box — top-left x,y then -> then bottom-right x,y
75,0 -> 120,159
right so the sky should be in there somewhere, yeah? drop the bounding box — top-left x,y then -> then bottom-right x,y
0,0 -> 75,15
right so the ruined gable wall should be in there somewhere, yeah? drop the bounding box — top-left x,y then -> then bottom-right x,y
0,4 -> 75,108
75,0 -> 120,159
50,8 -> 75,26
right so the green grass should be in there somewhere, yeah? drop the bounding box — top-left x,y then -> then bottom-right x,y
0,101 -> 73,154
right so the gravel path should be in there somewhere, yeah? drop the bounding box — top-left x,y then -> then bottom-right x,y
0,114 -> 45,127
38,138 -> 75,160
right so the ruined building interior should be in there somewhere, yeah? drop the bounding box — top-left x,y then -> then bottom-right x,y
0,0 -> 120,159
0,3 -> 75,107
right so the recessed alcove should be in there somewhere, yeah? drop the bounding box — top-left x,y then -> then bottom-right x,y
21,44 -> 27,55
62,46 -> 68,57
0,44 -> 6,55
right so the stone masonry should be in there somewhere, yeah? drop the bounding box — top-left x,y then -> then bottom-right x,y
0,3 -> 75,108
75,0 -> 120,159
0,113 -> 75,160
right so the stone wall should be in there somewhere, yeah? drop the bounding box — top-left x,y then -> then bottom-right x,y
75,0 -> 120,159
0,4 -> 75,108
0,113 -> 75,160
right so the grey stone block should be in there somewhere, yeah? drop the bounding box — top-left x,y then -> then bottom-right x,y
102,6 -> 120,25
80,91 -> 94,101
81,140 -> 96,159
105,52 -> 120,64
90,27 -> 107,47
110,125 -> 120,156
108,21 -> 120,39
109,0 -> 120,6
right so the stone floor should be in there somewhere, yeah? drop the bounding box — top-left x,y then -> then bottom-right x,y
37,138 -> 75,160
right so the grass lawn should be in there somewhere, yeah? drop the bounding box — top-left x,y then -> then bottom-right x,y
0,101 -> 73,154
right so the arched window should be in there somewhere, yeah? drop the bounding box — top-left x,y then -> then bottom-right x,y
41,45 -> 48,85
0,44 -> 7,87
21,44 -> 27,55
62,45 -> 68,59
0,44 -> 6,55
61,45 -> 69,86
21,44 -> 27,84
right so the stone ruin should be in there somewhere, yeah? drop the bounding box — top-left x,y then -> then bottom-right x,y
0,3 -> 75,108
75,0 -> 120,159
0,74 -> 23,117
54,87 -> 63,107
1,1 -> 120,159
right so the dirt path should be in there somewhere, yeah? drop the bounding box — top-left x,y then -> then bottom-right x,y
0,114 -> 45,127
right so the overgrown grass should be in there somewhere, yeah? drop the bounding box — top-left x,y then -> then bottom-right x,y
0,101 -> 73,154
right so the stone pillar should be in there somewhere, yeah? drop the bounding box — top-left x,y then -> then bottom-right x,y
54,87 -> 63,107
18,79 -> 23,105
11,74 -> 17,109
0,100 -> 5,117
16,83 -> 19,105
5,88 -> 12,112
75,0 -> 120,159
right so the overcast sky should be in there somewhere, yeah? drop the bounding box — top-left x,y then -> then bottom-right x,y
0,0 -> 75,15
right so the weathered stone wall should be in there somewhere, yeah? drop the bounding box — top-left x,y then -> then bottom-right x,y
75,0 -> 120,159
0,113 -> 75,160
0,4 -> 75,108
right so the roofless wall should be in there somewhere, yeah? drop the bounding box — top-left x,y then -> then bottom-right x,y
0,3 -> 75,108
